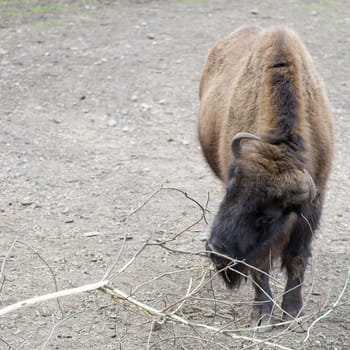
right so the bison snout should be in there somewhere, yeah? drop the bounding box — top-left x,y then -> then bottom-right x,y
206,239 -> 228,265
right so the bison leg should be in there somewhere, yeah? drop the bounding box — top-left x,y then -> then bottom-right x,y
250,269 -> 273,331
281,254 -> 307,320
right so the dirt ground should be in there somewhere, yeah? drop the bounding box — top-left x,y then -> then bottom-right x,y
0,0 -> 349,349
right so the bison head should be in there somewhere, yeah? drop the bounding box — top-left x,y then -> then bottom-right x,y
206,133 -> 316,288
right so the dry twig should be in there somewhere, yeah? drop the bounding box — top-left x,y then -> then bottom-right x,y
0,281 -> 108,317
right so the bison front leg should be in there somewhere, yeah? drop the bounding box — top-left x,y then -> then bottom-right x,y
282,213 -> 314,321
250,269 -> 273,331
281,254 -> 307,320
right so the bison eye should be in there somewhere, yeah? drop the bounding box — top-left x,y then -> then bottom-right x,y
255,215 -> 274,228
255,206 -> 283,228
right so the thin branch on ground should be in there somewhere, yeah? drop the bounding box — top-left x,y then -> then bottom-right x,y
0,280 -> 108,317
149,335 -> 231,350
100,284 -> 293,350
1,187 -> 346,350
0,237 -> 18,293
103,187 -> 163,281
104,186 -> 209,282
304,265 -> 350,343
40,313 -> 76,350
16,240 -> 64,316
0,336 -> 17,350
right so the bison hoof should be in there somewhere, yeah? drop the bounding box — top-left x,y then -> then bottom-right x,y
250,309 -> 273,332
281,306 -> 306,332
281,304 -> 304,321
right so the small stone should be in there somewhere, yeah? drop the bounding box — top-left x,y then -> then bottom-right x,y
107,119 -> 117,127
57,334 -> 73,339
200,232 -> 208,242
83,231 -> 103,237
119,236 -> 133,241
130,95 -> 138,102
141,103 -> 152,111
94,58 -> 108,65
251,9 -> 259,15
21,200 -> 33,206
147,33 -> 155,40
152,321 -> 162,331
159,99 -> 166,105
310,10 -> 318,16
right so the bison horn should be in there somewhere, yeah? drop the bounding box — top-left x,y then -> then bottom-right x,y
231,132 -> 261,159
289,169 -> 317,205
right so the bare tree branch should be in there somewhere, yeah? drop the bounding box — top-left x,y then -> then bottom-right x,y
0,237 -> 18,293
304,266 -> 350,343
0,280 -> 108,317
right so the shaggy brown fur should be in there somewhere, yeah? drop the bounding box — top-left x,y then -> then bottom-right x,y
199,26 -> 333,185
198,26 -> 334,327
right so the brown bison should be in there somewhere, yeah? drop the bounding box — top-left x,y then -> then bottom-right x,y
198,26 -> 334,328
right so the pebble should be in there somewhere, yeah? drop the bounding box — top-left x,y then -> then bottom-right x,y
107,119 -> 117,127
200,232 -> 208,242
141,103 -> 152,111
130,95 -> 138,102
147,33 -> 155,40
119,236 -> 133,241
94,58 -> 108,65
21,200 -> 33,206
152,321 -> 162,331
83,231 -> 103,237
251,9 -> 259,15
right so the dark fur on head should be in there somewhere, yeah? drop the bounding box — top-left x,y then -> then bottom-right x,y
207,140 -> 320,288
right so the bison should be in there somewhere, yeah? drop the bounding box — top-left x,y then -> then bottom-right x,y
198,26 -> 334,328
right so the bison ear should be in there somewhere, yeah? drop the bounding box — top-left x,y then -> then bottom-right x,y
287,169 -> 317,205
231,132 -> 261,159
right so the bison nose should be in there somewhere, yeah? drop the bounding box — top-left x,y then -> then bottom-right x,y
206,239 -> 226,263
206,239 -> 224,253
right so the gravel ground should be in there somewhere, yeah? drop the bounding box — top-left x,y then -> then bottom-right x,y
0,0 -> 349,349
